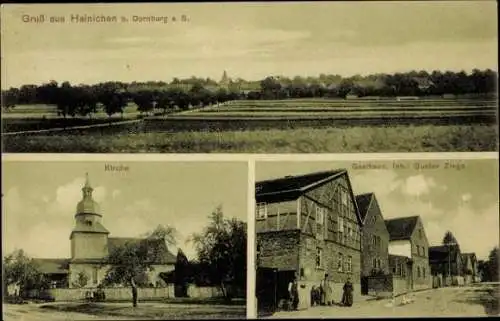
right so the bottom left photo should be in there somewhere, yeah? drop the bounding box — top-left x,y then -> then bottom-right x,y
2,159 -> 248,320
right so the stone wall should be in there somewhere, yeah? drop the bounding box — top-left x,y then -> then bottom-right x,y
257,230 -> 300,271
29,284 -> 223,302
299,233 -> 361,284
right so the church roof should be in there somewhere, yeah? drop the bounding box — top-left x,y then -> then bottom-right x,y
108,237 -> 177,265
32,258 -> 70,274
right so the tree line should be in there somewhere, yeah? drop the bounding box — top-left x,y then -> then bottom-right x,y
1,69 -> 497,117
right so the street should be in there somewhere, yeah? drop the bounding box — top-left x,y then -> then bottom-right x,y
2,301 -> 246,321
266,283 -> 499,318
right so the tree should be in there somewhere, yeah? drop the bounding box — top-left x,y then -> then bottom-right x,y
72,271 -> 89,288
3,249 -> 49,297
442,231 -> 459,246
132,90 -> 155,115
174,249 -> 190,297
102,224 -> 178,306
189,206 -> 247,301
487,247 -> 499,282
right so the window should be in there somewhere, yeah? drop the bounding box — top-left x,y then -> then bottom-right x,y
85,220 -> 92,226
417,266 -> 421,278
316,247 -> 323,269
256,203 -> 267,219
402,264 -> 406,277
373,258 -> 377,269
419,229 -> 423,239
316,205 -> 325,237
341,189 -> 348,205
338,217 -> 344,243
346,256 -> 352,273
423,267 -> 426,278
392,267 -> 396,274
338,253 -> 344,272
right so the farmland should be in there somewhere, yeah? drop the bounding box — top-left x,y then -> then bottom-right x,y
1,97 -> 498,153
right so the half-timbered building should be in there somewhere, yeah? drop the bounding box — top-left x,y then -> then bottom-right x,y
255,170 -> 363,310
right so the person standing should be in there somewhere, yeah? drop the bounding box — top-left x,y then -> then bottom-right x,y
341,277 -> 354,307
288,276 -> 299,310
322,273 -> 333,306
131,278 -> 138,307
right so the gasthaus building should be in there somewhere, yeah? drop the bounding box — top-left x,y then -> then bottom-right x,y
255,170 -> 363,311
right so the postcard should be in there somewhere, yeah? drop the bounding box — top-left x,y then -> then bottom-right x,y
253,157 -> 499,317
1,2 -> 497,153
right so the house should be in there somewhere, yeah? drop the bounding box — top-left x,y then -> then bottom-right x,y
356,193 -> 390,295
32,174 -> 176,289
385,216 -> 431,291
461,253 -> 479,283
429,244 -> 464,286
256,170 -> 363,310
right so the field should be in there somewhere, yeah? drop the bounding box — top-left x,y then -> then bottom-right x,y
3,299 -> 247,320
2,98 -> 498,153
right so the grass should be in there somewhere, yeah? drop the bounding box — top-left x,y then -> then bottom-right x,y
3,124 -> 497,153
39,301 -> 246,319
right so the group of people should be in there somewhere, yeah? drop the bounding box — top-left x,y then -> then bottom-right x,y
288,274 -> 354,311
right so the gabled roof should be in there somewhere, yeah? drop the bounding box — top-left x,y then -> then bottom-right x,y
108,237 -> 176,265
429,244 -> 461,263
384,216 -> 419,241
255,169 -> 346,203
355,193 -> 374,223
32,258 -> 70,275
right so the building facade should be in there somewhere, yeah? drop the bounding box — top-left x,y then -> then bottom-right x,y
385,216 -> 431,291
356,193 -> 391,295
256,170 -> 363,310
356,193 -> 390,277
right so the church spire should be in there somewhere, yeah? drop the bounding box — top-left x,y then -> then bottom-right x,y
82,172 -> 93,198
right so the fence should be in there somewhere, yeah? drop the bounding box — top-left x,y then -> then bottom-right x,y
27,284 -> 225,302
365,274 -> 413,298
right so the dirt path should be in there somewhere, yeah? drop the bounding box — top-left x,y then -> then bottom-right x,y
266,284 -> 499,318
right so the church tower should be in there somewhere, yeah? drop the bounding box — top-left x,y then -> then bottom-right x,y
70,173 -> 109,260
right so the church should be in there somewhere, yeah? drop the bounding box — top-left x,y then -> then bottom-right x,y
33,174 -> 176,289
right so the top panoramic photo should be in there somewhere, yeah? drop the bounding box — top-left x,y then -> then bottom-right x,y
1,2 -> 498,153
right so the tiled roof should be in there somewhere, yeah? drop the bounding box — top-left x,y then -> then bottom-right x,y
255,169 -> 346,203
429,244 -> 460,263
355,193 -> 373,223
32,258 -> 70,274
107,237 -> 176,265
384,216 -> 419,241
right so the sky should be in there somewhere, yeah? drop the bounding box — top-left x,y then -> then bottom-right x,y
2,160 -> 248,260
256,158 -> 499,261
1,1 -> 497,88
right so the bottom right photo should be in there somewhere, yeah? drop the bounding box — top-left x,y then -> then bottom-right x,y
254,157 -> 499,318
